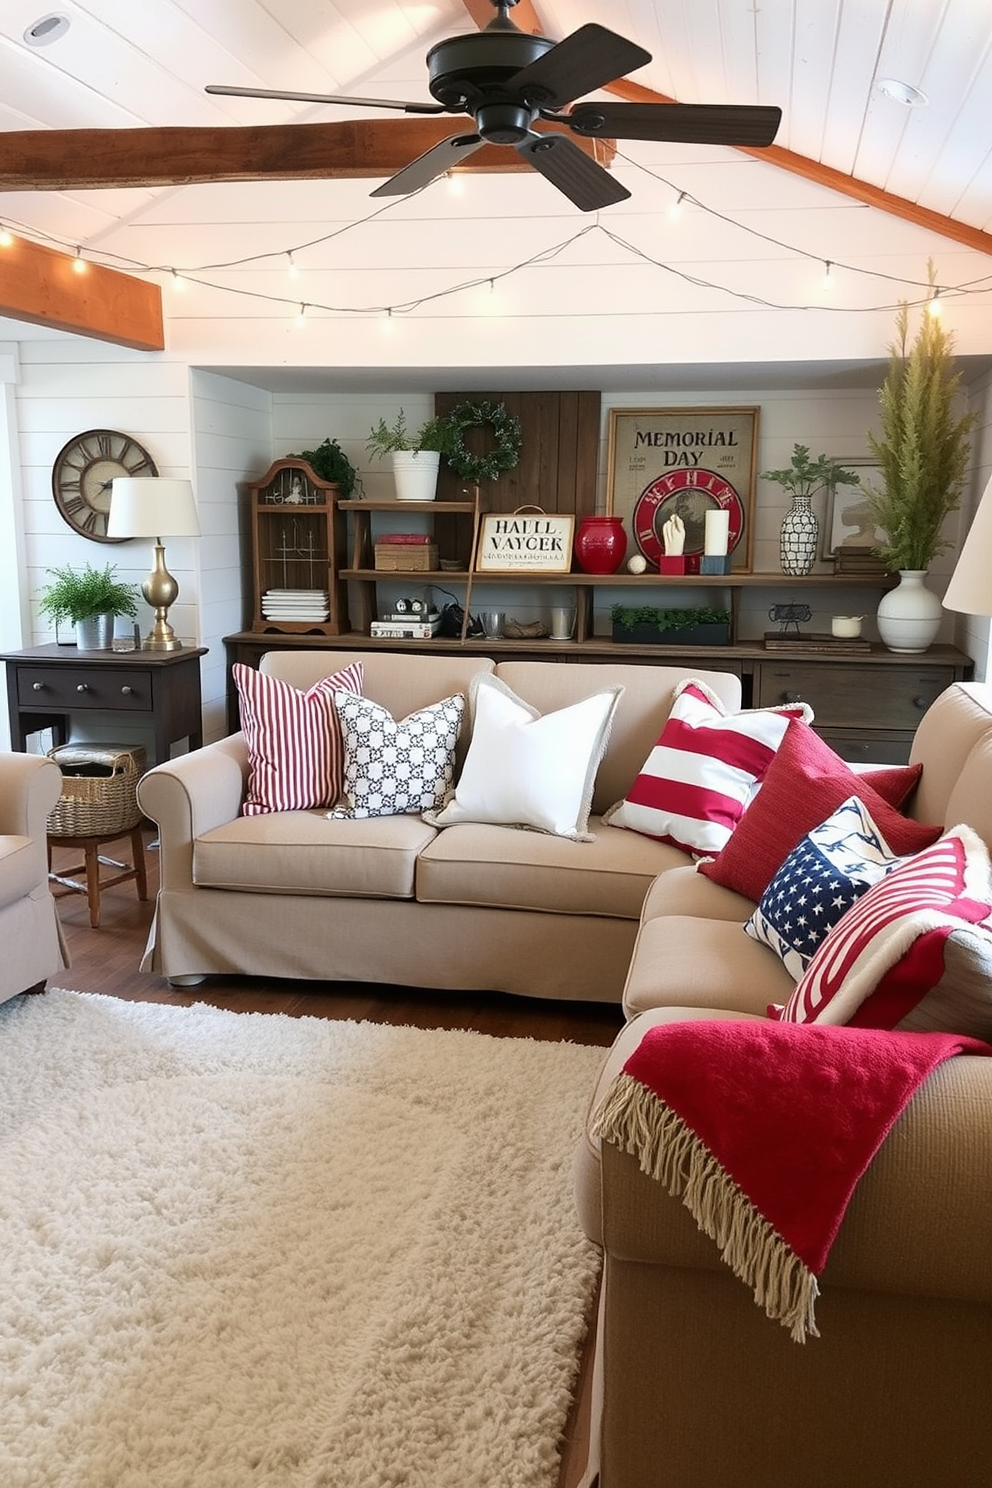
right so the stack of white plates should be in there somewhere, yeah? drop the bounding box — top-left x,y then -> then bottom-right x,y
262,588 -> 330,621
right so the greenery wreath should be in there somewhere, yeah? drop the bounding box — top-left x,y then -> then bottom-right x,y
446,400 -> 522,484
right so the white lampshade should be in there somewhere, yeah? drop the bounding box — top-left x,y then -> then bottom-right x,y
107,477 -> 200,539
943,476 -> 992,616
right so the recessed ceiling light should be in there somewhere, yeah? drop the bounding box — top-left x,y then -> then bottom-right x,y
877,76 -> 929,107
23,14 -> 70,47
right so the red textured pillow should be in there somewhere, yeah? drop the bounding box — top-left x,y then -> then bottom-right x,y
235,661 -> 364,815
698,720 -> 940,902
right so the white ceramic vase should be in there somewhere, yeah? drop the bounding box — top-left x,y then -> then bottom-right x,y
779,494 -> 819,576
391,449 -> 440,502
876,569 -> 942,653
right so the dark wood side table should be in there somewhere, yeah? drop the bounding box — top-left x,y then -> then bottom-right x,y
2,644 -> 207,765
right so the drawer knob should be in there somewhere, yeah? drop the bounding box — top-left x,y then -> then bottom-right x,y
31,681 -> 44,692
784,690 -> 803,703
76,683 -> 89,693
120,685 -> 133,696
913,695 -> 928,709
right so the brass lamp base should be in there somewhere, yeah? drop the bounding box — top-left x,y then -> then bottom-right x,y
141,542 -> 184,651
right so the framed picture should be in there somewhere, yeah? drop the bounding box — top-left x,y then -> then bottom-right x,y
606,407 -> 759,572
475,511 -> 575,573
821,460 -> 885,560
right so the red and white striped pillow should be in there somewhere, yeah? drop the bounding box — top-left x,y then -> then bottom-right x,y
605,678 -> 812,855
772,825 -> 992,1030
234,661 -> 364,815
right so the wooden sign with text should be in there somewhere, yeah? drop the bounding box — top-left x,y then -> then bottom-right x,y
475,512 -> 575,573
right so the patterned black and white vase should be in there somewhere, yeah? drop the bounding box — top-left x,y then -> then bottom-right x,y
780,494 -> 819,576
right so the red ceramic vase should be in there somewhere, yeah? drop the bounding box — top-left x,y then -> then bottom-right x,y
573,515 -> 627,575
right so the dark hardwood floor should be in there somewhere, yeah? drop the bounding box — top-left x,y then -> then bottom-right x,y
45,828 -> 620,1488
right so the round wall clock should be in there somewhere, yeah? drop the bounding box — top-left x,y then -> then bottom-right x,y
51,429 -> 158,542
632,468 -> 745,568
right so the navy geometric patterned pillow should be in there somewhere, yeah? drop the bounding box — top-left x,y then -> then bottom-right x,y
326,691 -> 465,819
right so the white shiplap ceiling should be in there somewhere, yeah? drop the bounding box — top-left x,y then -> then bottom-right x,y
2,0 -> 992,365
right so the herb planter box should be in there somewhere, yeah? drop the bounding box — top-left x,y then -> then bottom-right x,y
612,622 -> 732,646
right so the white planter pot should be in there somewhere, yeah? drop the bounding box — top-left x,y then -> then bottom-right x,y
74,613 -> 114,650
391,449 -> 440,502
876,570 -> 942,653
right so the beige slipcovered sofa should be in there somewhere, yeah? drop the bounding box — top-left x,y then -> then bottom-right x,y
136,650 -> 742,996
0,751 -> 69,1003
573,680 -> 992,1488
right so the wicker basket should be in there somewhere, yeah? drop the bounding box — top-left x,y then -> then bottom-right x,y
46,743 -> 146,838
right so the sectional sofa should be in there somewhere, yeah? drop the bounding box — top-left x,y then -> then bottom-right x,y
0,751 -> 69,1003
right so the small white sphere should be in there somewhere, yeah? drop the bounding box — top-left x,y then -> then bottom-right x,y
627,554 -> 647,574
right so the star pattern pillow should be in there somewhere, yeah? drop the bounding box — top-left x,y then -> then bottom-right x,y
604,678 -> 812,856
327,691 -> 465,819
745,796 -> 905,980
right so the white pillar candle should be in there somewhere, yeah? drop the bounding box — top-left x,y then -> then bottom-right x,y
704,509 -> 730,555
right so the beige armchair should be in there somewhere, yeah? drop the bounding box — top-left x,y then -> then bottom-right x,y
0,753 -> 69,1003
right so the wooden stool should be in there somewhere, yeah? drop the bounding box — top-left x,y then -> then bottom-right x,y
48,824 -> 148,929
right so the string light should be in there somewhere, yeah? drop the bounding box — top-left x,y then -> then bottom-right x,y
294,302 -> 307,328
286,250 -> 300,279
445,170 -> 464,196
0,226 -> 13,248
928,286 -> 943,317
668,190 -> 686,220
170,268 -> 186,290
72,247 -> 86,275
823,260 -> 833,289
1,169 -> 977,323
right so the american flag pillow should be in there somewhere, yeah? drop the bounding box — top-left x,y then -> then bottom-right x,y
604,678 -> 812,856
235,661 -> 364,815
745,796 -> 904,980
772,825 -> 992,1027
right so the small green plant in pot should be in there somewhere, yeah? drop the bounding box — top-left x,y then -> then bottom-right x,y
366,410 -> 459,502
760,444 -> 862,576
38,562 -> 139,650
611,604 -> 731,645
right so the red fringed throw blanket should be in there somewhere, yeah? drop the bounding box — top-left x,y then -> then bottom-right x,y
592,1020 -> 992,1342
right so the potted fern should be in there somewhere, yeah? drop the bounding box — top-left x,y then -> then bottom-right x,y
866,270 -> 978,651
366,410 -> 457,502
38,562 -> 139,650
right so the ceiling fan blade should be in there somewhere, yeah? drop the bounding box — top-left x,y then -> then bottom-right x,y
564,101 -> 783,148
205,83 -> 446,115
516,132 -> 629,212
370,132 -> 485,197
508,25 -> 651,110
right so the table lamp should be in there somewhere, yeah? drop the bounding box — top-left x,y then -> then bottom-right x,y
107,477 -> 200,651
943,475 -> 992,617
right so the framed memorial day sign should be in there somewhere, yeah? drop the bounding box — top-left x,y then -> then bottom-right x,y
606,407 -> 759,572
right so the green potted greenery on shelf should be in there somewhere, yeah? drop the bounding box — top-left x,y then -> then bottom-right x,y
366,410 -> 459,502
611,604 -> 732,646
289,437 -> 360,498
759,444 -> 863,576
38,561 -> 140,650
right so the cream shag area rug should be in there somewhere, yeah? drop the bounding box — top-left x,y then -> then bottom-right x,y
0,989 -> 604,1488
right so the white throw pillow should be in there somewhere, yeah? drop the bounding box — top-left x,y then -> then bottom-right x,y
425,673 -> 623,840
327,691 -> 465,819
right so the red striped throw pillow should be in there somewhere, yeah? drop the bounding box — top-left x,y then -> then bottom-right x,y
604,678 -> 812,855
773,826 -> 992,1029
234,661 -> 364,815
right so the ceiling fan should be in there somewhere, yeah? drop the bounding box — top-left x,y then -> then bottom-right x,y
206,0 -> 782,213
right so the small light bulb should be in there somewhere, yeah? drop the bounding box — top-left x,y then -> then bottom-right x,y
287,251 -> 300,279
823,260 -> 833,289
668,190 -> 686,220
927,290 -> 943,318
0,227 -> 13,248
170,268 -> 186,291
72,247 -> 86,274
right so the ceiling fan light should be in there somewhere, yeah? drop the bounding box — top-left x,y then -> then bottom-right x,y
23,14 -> 70,46
877,77 -> 928,108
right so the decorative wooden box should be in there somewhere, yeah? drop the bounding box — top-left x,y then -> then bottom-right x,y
374,543 -> 439,572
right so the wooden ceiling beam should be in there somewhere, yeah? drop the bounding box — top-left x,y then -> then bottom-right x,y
0,235 -> 164,350
0,117 -> 612,192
